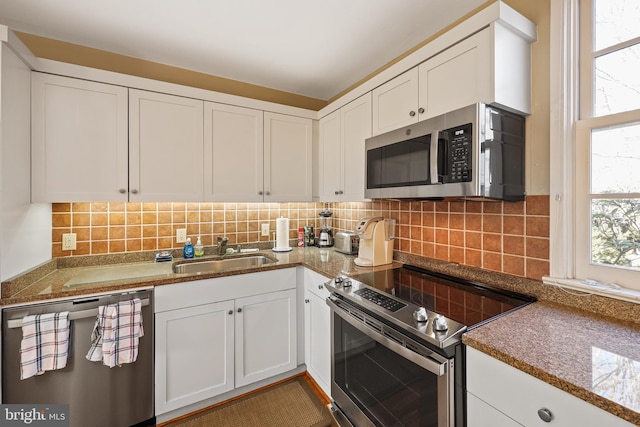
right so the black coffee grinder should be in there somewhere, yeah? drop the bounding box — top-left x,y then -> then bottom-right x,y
317,209 -> 334,247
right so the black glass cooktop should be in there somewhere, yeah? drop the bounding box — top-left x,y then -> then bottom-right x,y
355,265 -> 535,328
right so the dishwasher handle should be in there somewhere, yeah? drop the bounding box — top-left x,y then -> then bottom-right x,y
6,298 -> 150,329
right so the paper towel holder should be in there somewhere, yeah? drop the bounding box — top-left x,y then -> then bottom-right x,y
272,216 -> 293,252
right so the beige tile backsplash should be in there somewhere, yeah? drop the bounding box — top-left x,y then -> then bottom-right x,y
52,196 -> 550,280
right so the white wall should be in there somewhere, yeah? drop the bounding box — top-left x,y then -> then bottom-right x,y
0,42 -> 51,281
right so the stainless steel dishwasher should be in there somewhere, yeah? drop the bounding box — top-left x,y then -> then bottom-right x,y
2,288 -> 154,427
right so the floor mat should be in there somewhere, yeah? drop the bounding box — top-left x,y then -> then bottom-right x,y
166,376 -> 334,427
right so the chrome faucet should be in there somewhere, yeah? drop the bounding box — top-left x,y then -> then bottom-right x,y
216,237 -> 229,255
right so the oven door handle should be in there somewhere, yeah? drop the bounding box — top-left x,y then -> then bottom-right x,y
328,298 -> 447,376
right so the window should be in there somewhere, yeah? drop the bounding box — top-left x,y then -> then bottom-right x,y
549,0 -> 640,299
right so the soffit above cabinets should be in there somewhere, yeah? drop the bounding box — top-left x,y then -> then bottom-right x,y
0,0 -> 487,105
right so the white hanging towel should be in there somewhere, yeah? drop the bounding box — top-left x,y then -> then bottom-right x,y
20,311 -> 71,380
86,298 -> 144,367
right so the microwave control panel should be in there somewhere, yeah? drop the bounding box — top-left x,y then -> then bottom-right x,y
444,123 -> 472,183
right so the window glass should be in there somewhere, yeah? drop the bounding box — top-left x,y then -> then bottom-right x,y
591,198 -> 640,270
591,123 -> 640,194
594,0 -> 640,51
594,44 -> 640,116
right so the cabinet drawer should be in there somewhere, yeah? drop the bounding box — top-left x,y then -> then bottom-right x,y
303,268 -> 331,299
155,268 -> 296,312
466,347 -> 634,427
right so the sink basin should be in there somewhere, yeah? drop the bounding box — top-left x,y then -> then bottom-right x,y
173,254 -> 277,274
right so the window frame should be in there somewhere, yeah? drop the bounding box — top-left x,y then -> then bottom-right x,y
548,0 -> 640,301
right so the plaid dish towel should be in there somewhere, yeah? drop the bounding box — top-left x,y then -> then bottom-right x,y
86,298 -> 144,367
20,312 -> 71,380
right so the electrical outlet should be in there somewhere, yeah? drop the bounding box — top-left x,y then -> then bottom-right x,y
261,223 -> 270,237
176,228 -> 187,243
62,233 -> 77,251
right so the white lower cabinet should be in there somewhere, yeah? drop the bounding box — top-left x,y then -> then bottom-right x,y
466,347 -> 634,427
235,289 -> 297,387
154,268 -> 297,415
155,300 -> 235,414
303,268 -> 332,397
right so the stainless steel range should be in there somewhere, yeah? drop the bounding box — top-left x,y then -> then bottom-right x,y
326,265 -> 534,427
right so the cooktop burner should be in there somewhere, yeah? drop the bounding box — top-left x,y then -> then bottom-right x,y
326,265 -> 534,350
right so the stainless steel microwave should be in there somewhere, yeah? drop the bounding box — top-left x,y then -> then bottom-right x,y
365,103 -> 526,201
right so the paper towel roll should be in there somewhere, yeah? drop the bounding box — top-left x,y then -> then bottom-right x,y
273,217 -> 292,252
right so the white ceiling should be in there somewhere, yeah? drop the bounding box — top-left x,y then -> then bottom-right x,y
0,0 -> 486,100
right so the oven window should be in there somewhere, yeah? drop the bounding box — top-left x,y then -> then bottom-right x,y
334,314 -> 440,427
367,135 -> 432,188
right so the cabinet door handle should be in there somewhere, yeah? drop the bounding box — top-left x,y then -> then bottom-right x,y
131,189 -> 138,194
258,191 -> 263,195
537,408 -> 553,423
119,188 -> 126,194
265,191 -> 271,196
318,285 -> 324,290
418,107 -> 425,114
339,190 -> 344,195
237,308 -> 242,313
409,110 -> 416,117
228,310 -> 233,315
335,191 -> 340,195
305,299 -> 310,304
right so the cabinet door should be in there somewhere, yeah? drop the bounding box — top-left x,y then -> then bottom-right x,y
371,67 -> 419,136
467,393 -> 523,427
318,109 -> 342,201
31,73 -> 129,202
204,102 -> 264,202
264,112 -> 312,202
418,30 -> 491,119
129,89 -> 204,202
235,289 -> 297,387
341,93 -> 372,201
155,300 -> 235,414
304,289 -> 332,397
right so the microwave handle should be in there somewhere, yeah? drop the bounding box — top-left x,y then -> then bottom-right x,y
437,131 -> 449,183
430,131 -> 440,184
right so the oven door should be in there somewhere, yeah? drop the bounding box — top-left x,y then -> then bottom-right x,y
328,297 -> 454,427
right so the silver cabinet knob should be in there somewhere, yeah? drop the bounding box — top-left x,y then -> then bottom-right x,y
119,188 -> 126,194
305,299 -> 310,304
318,285 -> 324,290
335,191 -> 340,195
131,189 -> 138,194
258,191 -> 263,195
339,190 -> 344,195
409,110 -> 416,117
418,107 -> 425,114
265,191 -> 270,196
413,307 -> 428,322
537,408 -> 553,423
237,308 -> 242,313
228,310 -> 233,315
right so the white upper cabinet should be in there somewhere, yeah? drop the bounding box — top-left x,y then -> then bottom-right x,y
263,112 -> 313,202
204,102 -> 264,202
372,23 -> 532,136
31,73 -> 129,202
129,89 -> 204,202
371,67 -> 419,136
319,93 -> 372,201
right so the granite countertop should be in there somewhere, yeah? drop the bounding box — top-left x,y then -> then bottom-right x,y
463,302 -> 640,426
0,246 -> 401,306
3,246 -> 639,424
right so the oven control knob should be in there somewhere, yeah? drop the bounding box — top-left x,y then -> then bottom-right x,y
343,279 -> 352,288
334,276 -> 344,286
413,307 -> 428,322
433,315 -> 448,332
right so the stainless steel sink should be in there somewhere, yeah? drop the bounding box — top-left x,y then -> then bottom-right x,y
173,254 -> 277,274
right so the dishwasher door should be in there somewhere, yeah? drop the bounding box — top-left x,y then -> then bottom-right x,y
2,289 -> 154,427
